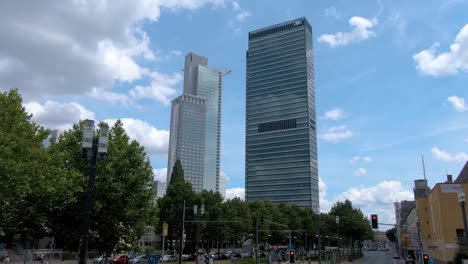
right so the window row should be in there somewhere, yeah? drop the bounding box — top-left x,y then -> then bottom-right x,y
258,119 -> 296,133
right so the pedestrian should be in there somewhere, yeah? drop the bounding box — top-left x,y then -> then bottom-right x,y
4,251 -> 10,264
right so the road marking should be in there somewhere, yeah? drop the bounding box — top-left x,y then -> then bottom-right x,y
393,259 -> 396,264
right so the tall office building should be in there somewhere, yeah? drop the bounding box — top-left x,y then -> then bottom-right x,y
245,18 -> 319,210
219,172 -> 227,198
153,180 -> 167,199
42,129 -> 61,148
167,53 -> 230,192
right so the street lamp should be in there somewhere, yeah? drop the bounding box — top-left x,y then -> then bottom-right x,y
78,120 -> 109,264
194,204 -> 205,264
457,189 -> 468,244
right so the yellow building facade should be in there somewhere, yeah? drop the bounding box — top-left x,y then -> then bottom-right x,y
416,182 -> 468,263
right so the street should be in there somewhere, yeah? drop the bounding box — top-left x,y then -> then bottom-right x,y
350,250 -> 406,264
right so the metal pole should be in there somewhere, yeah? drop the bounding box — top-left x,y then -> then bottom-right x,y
79,139 -> 98,264
256,219 -> 259,264
162,235 -> 165,257
317,213 -> 322,264
461,201 -> 468,243
179,200 -> 186,264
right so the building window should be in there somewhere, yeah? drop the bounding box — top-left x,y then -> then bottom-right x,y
258,119 -> 297,133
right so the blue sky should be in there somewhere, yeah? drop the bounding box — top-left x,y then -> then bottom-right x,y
1,0 -> 467,225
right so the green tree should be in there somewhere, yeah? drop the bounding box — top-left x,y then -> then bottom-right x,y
0,89 -> 78,244
328,200 -> 373,256
221,198 -> 251,247
386,228 -> 397,243
49,120 -> 156,255
158,160 -> 196,251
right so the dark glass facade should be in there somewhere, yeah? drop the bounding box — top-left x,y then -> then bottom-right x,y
245,17 -> 319,211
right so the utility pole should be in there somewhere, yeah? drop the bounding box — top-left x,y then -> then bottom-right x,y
179,200 -> 186,264
256,219 -> 259,264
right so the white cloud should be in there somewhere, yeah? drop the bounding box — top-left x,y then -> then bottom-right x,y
413,24 -> 468,76
318,16 -> 378,47
225,187 -> 245,200
319,125 -> 353,142
170,50 -> 182,56
105,118 -> 169,156
319,177 -> 333,213
323,108 -> 349,120
349,156 -> 361,164
432,147 -> 468,162
354,168 -> 368,176
448,96 -> 467,112
220,170 -> 231,181
349,156 -> 373,164
24,101 -> 95,130
153,168 -> 167,183
0,0 -> 224,101
324,6 -> 341,19
230,0 -> 250,32
335,181 -> 413,207
129,72 -> 182,105
465,138 -> 468,143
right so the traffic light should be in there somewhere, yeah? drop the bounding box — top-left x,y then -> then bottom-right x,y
289,250 -> 295,263
423,253 -> 429,264
371,214 -> 378,229
204,254 -> 209,264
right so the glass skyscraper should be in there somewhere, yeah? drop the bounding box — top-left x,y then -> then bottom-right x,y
245,17 -> 319,211
167,53 -> 229,193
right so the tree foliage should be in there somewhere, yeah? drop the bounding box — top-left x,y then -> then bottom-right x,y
0,89 -> 157,254
0,89 -> 78,241
50,120 -> 156,254
386,228 -> 397,243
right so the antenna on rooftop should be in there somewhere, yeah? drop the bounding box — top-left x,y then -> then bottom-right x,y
421,155 -> 427,180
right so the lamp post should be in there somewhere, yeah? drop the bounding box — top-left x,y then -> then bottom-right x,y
78,120 -> 109,264
194,204 -> 204,264
336,216 -> 340,264
457,189 -> 468,244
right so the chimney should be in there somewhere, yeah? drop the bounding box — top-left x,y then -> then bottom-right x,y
447,174 -> 453,183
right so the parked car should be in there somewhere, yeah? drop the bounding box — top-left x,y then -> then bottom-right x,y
109,255 -> 130,264
242,252 -> 253,258
161,255 -> 178,262
230,253 -> 242,260
128,254 -> 139,264
94,256 -> 104,264
182,254 -> 196,261
224,251 -> 233,258
131,255 -> 149,264
393,252 -> 400,259
405,255 -> 415,264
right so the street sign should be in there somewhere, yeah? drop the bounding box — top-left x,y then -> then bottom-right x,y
163,222 -> 168,236
336,216 -> 339,224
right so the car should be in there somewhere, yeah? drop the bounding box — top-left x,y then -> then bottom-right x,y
393,252 -> 400,259
405,255 -> 415,264
128,254 -> 140,264
131,255 -> 149,264
225,251 -> 233,258
230,253 -> 242,260
109,255 -> 129,264
242,252 -> 253,258
161,255 -> 178,262
94,256 -> 105,264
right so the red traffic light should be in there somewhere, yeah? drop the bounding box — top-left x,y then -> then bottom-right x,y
372,215 -> 376,220
290,251 -> 295,255
423,254 -> 429,259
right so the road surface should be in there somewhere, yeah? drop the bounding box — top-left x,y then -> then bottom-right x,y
350,250 -> 406,264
